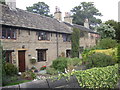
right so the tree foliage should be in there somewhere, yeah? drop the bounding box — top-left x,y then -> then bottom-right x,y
0,0 -> 5,4
105,20 -> 120,42
26,2 -> 52,17
71,2 -> 102,27
71,28 -> 80,58
96,23 -> 115,39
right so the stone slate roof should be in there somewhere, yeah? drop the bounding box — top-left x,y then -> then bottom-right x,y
64,22 -> 99,34
0,4 -> 72,34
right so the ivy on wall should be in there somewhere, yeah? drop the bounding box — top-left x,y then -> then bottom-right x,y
71,28 -> 80,58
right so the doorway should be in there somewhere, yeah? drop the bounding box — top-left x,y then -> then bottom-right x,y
18,51 -> 26,72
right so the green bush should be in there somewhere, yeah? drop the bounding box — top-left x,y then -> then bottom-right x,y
73,64 -> 118,88
52,57 -> 68,72
118,44 -> 120,62
2,75 -> 19,86
52,57 -> 82,73
98,38 -> 117,49
30,58 -> 36,64
86,53 -> 115,68
21,71 -> 36,80
67,57 -> 82,66
46,67 -> 58,75
56,64 -> 118,89
4,63 -> 18,76
117,44 -> 120,74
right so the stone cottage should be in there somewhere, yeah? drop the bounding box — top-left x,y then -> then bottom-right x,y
0,2 -> 100,72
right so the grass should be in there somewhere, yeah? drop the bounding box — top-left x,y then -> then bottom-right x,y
4,80 -> 32,86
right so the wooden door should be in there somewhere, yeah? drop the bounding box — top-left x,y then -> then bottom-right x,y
18,51 -> 25,72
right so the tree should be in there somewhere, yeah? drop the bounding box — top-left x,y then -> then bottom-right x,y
105,20 -> 120,42
71,2 -> 102,27
71,28 -> 80,58
26,2 -> 52,17
0,0 -> 5,4
96,23 -> 115,39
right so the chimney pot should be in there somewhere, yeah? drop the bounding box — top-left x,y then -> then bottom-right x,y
64,12 -> 73,24
54,6 -> 62,21
5,0 -> 16,10
84,18 -> 89,29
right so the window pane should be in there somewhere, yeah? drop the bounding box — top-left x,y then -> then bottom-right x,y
37,50 -> 46,62
7,29 -> 11,39
5,51 -> 12,63
62,34 -> 66,42
11,30 -> 16,39
38,32 -> 49,40
2,29 -> 7,39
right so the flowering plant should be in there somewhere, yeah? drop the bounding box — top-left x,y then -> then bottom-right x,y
40,66 -> 46,70
30,57 -> 36,64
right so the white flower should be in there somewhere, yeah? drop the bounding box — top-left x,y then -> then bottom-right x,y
32,57 -> 36,59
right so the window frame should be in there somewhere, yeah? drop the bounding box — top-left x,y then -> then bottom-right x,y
1,27 -> 16,39
62,34 -> 71,42
3,50 -> 14,63
38,31 -> 50,41
36,49 -> 48,62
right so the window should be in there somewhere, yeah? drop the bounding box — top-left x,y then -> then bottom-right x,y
66,50 -> 71,57
2,28 -> 16,39
80,46 -> 84,53
80,31 -> 85,37
3,50 -> 14,63
38,31 -> 50,40
37,49 -> 47,62
62,34 -> 71,42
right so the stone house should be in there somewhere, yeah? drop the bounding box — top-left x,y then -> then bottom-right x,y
0,2 -> 100,72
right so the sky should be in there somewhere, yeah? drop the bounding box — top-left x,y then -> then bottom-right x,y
16,0 -> 119,22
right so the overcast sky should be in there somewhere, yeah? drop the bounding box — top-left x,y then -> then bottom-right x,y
16,0 -> 119,22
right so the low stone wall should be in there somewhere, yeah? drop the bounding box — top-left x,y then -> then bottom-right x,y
2,76 -> 81,89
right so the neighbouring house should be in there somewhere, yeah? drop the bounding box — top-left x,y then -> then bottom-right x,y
0,1 -> 100,72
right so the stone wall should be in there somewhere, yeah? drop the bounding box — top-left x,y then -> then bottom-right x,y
1,27 -> 97,70
1,28 -> 71,70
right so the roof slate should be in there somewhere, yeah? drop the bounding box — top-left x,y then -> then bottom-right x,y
0,4 -> 72,34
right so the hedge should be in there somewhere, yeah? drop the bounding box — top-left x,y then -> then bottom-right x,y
56,64 -> 118,89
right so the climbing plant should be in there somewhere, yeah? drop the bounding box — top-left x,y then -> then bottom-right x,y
71,28 -> 80,58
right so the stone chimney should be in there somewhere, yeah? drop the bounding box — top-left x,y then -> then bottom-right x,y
5,0 -> 16,10
64,12 -> 73,24
84,18 -> 89,29
54,6 -> 62,21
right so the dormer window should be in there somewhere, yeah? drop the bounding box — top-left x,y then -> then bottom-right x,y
38,31 -> 50,41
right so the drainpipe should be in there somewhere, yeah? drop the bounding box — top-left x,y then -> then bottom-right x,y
56,32 -> 59,57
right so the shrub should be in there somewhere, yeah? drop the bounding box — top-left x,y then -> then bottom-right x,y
2,75 -> 19,86
98,38 -> 117,49
117,44 -> 120,74
46,67 -> 58,75
56,64 -> 118,89
52,57 -> 82,73
86,52 -> 115,68
30,58 -> 36,64
52,57 -> 68,72
67,57 -> 82,66
117,44 -> 120,62
21,71 -> 36,80
73,64 -> 118,88
4,63 -> 18,76
93,48 -> 118,63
